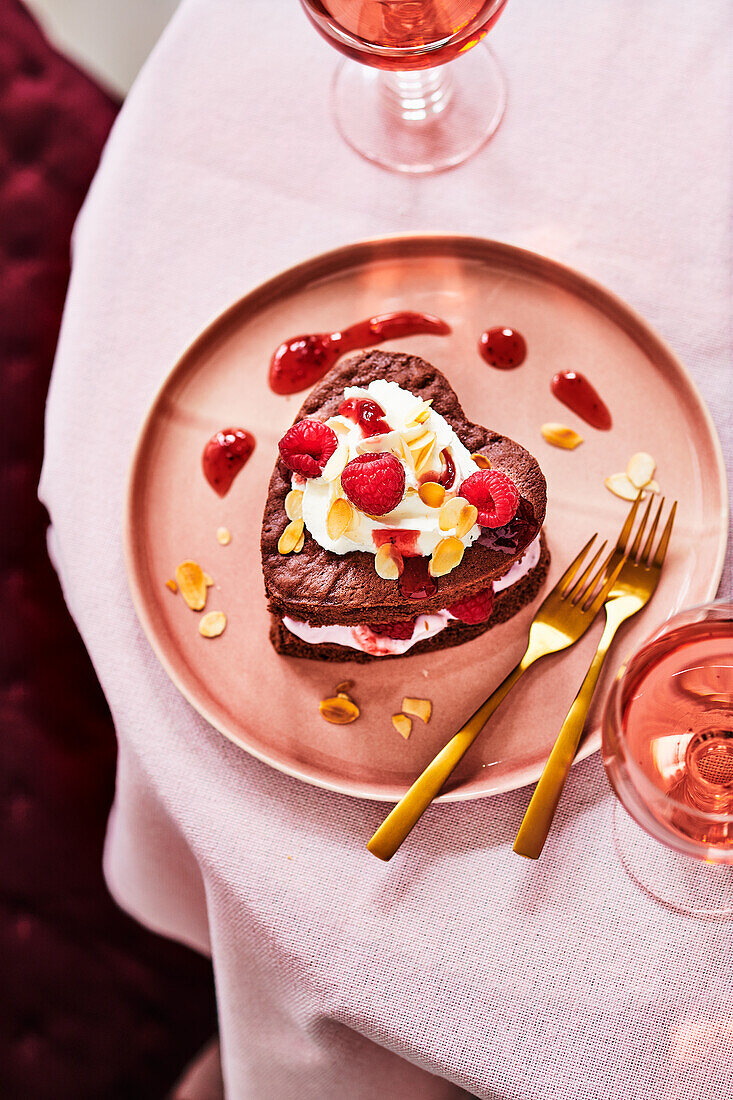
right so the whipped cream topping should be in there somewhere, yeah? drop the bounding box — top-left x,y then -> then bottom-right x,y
282,534 -> 543,656
297,379 -> 481,558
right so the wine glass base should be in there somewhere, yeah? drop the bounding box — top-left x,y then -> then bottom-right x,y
331,44 -> 506,175
613,802 -> 733,919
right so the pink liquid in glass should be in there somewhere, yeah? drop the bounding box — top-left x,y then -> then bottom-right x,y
621,621 -> 733,851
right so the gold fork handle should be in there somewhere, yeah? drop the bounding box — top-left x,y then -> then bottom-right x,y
513,603 -> 631,860
367,650 -> 537,861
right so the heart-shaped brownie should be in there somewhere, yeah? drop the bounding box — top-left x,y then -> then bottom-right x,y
261,350 -> 549,661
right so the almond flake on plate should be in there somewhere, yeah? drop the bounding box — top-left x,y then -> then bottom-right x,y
627,451 -> 656,489
199,611 -> 226,638
392,713 -> 412,739
320,695 -> 360,724
540,423 -> 584,450
216,526 -> 232,545
604,473 -> 640,501
175,560 -> 207,610
402,697 -> 432,723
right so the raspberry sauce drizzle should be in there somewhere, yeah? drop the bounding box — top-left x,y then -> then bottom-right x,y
372,529 -> 420,557
202,428 -> 255,496
479,327 -> 527,369
478,498 -> 539,555
339,397 -> 390,436
550,370 -> 612,430
438,447 -> 456,489
269,311 -> 451,395
398,557 -> 438,600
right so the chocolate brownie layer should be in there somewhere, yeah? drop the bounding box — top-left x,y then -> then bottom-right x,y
271,535 -> 550,663
262,351 -> 548,627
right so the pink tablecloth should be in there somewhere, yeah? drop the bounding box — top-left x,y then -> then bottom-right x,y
41,2 -> 732,1097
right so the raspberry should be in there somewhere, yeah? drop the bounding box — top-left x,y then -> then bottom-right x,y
370,618 -> 416,640
341,452 -> 405,516
459,469 -> 519,528
278,418 -> 338,479
339,397 -> 390,437
447,586 -> 494,624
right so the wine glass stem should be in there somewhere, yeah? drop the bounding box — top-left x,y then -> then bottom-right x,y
379,66 -> 454,123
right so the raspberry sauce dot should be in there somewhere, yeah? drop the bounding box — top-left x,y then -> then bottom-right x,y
479,327 -> 527,370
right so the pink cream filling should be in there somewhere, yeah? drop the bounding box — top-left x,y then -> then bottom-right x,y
282,535 -> 542,656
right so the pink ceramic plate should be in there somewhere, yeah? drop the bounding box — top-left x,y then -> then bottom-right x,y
124,236 -> 728,802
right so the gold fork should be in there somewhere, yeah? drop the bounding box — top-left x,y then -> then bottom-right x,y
513,493 -> 677,860
367,534 -> 626,861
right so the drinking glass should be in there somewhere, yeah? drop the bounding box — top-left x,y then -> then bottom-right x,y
299,1 -> 509,174
602,602 -> 733,918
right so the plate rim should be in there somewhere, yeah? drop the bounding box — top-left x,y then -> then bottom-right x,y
123,232 -> 729,803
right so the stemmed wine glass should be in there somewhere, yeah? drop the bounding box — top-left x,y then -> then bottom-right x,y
602,601 -> 733,918
299,1 -> 509,174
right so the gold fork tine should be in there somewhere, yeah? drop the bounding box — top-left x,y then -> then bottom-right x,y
566,540 -> 607,604
641,496 -> 665,563
652,500 -> 677,567
615,492 -> 643,555
586,556 -> 626,616
557,535 -> 597,596
629,493 -> 653,560
576,543 -> 617,608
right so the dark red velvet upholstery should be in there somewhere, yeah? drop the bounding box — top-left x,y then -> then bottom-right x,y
0,3 -> 217,1096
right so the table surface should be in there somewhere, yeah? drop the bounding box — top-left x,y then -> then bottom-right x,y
41,2 -> 733,1098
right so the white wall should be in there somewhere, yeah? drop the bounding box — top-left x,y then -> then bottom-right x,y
24,0 -> 182,96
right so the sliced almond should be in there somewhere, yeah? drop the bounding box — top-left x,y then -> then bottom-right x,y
343,510 -> 362,542
646,479 -> 660,494
216,525 -> 231,545
285,489 -> 303,521
392,713 -> 412,739
402,697 -> 432,723
165,579 -> 178,593
320,695 -> 360,724
398,437 -> 416,474
627,451 -> 656,489
413,439 -> 437,476
320,443 -> 348,482
403,424 -> 431,445
325,415 -> 351,435
175,560 -> 207,611
336,680 -> 354,694
375,543 -> 404,580
327,497 -> 354,540
356,429 -> 404,456
429,536 -> 464,577
199,611 -> 226,638
278,518 -> 304,554
407,399 -> 433,426
604,473 -> 640,501
203,572 -> 214,587
418,481 -> 446,508
471,452 -> 492,470
455,503 -> 478,539
540,423 -> 584,450
439,495 -> 469,532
